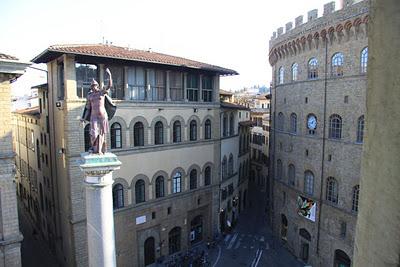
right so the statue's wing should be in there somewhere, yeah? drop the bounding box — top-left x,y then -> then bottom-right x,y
105,94 -> 117,120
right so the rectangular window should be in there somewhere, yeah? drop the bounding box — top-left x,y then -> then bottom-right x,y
76,63 -> 98,98
187,74 -> 199,101
152,212 -> 156,219
127,66 -> 146,100
167,207 -> 171,215
148,69 -> 165,101
340,221 -> 347,238
104,66 -> 124,99
202,75 -> 213,102
57,63 -> 64,100
170,71 -> 183,101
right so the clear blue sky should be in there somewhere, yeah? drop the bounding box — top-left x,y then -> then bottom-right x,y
1,0 -> 339,96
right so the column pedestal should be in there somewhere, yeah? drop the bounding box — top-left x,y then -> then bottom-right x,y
80,152 -> 122,267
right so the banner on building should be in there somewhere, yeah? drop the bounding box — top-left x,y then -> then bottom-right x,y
297,196 -> 316,222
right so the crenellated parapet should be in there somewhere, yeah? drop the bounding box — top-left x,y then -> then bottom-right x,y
268,0 -> 368,66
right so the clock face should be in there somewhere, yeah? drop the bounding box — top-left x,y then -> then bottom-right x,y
307,115 -> 317,130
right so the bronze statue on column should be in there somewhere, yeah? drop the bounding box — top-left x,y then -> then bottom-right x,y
81,68 -> 116,154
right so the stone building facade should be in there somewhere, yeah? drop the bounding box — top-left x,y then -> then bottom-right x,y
268,1 -> 368,266
0,53 -> 29,267
12,84 -> 58,254
250,95 -> 270,196
354,1 -> 400,266
219,101 -> 251,232
31,44 -> 238,267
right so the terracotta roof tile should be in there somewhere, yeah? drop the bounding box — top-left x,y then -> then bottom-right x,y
0,53 -> 19,61
220,101 -> 249,110
33,44 -> 238,75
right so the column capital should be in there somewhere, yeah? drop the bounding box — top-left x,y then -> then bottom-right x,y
80,152 -> 122,187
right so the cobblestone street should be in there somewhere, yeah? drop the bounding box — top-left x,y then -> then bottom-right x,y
18,201 -> 59,267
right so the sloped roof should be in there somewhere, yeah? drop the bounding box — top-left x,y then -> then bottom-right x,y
32,44 -> 238,75
220,101 -> 249,110
0,53 -> 19,61
14,107 -> 40,116
220,89 -> 233,96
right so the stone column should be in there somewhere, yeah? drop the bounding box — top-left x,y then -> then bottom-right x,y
63,54 -> 77,100
80,153 -> 122,267
166,71 -> 171,101
183,73 -> 188,101
146,69 -> 151,101
199,74 -> 203,102
124,67 -> 129,100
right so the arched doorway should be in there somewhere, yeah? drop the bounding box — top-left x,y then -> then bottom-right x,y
281,214 -> 288,241
334,249 -> 351,267
190,215 -> 203,244
168,227 -> 181,255
144,237 -> 155,266
299,228 -> 311,263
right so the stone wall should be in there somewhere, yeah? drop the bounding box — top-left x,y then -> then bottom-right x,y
269,1 -> 368,266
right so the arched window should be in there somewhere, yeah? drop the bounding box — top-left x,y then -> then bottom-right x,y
190,169 -> 197,190
222,156 -> 227,179
135,179 -> 145,204
288,164 -> 295,186
304,171 -> 314,195
229,113 -> 235,135
277,159 -> 283,180
308,58 -> 318,79
84,124 -> 91,151
155,176 -> 164,198
223,115 -> 228,137
360,47 -> 368,73
326,177 -> 338,204
228,154 -> 234,175
190,120 -> 197,141
331,52 -> 344,77
112,183 -> 124,209
173,121 -> 181,143
292,63 -> 298,81
334,249 -> 351,267
154,121 -> 163,145
329,114 -> 343,139
278,67 -> 284,84
111,122 -> 122,149
352,185 -> 360,212
281,214 -> 288,240
134,122 -> 144,147
168,227 -> 181,255
204,119 -> 212,139
172,172 -> 181,193
290,113 -> 297,133
204,166 -> 211,186
277,112 -> 284,131
357,115 -> 364,143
